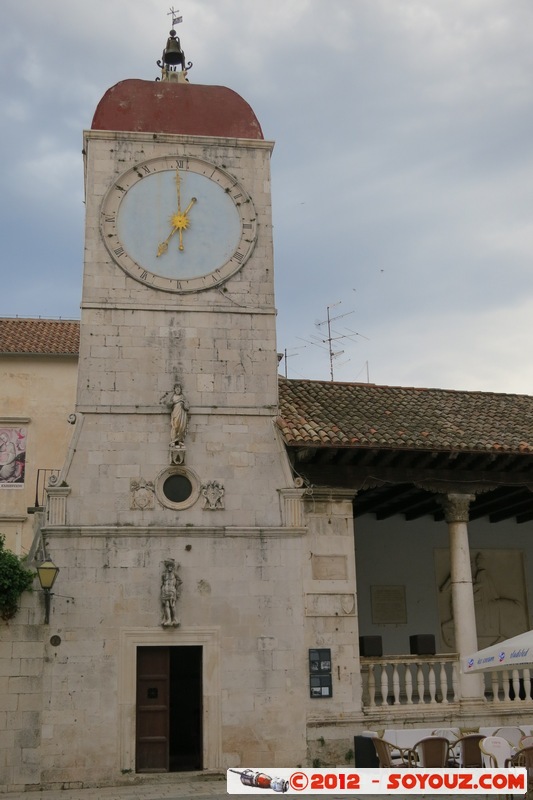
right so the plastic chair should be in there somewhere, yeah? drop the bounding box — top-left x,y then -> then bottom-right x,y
479,736 -> 513,768
371,737 -> 410,768
493,726 -> 525,750
408,736 -> 450,767
454,733 -> 484,768
520,735 -> 533,749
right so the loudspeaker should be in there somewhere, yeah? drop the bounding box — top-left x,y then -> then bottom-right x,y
359,635 -> 383,657
354,735 -> 379,768
409,634 -> 436,655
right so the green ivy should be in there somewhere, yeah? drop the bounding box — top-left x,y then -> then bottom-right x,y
0,535 -> 34,620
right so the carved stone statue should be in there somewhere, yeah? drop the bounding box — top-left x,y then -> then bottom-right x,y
169,384 -> 189,445
160,559 -> 182,627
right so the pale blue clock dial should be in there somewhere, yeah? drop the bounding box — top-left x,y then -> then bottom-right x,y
100,156 -> 257,294
117,171 -> 241,279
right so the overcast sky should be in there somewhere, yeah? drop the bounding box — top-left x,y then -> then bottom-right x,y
2,0 -> 533,393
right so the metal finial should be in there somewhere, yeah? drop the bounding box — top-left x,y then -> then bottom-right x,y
156,9 -> 193,81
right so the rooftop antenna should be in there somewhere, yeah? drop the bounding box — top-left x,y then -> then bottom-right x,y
280,345 -> 306,378
299,302 -> 368,381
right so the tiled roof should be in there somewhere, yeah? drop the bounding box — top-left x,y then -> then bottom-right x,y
277,378 -> 533,455
3,319 -> 533,457
0,318 -> 80,355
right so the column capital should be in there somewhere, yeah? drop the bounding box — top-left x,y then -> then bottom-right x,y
438,492 -> 476,523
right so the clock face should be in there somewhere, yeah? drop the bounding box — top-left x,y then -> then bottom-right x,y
100,155 -> 257,293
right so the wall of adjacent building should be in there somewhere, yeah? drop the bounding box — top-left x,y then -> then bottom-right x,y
0,355 -> 77,555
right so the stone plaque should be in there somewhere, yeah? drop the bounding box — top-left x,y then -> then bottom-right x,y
311,555 -> 348,580
371,585 -> 407,624
305,593 -> 355,617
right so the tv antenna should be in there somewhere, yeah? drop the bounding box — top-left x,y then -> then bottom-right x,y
299,302 -> 368,381
280,345 -> 306,378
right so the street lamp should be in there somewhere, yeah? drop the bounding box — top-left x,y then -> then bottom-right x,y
37,559 -> 60,625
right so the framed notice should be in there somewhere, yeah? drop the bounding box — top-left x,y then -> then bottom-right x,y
0,426 -> 27,488
371,585 -> 407,625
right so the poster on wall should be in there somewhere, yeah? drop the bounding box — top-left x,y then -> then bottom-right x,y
435,548 -> 529,652
0,427 -> 26,488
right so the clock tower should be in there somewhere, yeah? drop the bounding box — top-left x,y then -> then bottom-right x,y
42,25 -> 313,780
71,48 -> 287,525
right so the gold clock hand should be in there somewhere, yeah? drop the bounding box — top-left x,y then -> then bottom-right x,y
176,197 -> 197,250
157,171 -> 197,256
183,197 -> 197,215
157,227 -> 178,257
175,169 -> 182,213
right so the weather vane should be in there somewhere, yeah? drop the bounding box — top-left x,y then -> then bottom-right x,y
167,7 -> 183,26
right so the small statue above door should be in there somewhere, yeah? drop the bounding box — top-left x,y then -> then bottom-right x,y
160,558 -> 182,628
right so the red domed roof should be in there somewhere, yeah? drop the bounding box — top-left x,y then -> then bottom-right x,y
91,79 -> 263,139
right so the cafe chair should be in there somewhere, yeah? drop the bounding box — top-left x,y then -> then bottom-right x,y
454,733 -> 484,768
371,737 -> 410,768
431,728 -> 460,765
508,745 -> 533,779
408,736 -> 450,768
507,746 -> 533,800
493,726 -> 525,750
432,727 -> 459,741
479,736 -> 514,768
520,735 -> 533,749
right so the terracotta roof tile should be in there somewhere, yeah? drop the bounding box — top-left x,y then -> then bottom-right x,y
0,318 -> 80,355
3,320 -> 533,457
277,377 -> 533,456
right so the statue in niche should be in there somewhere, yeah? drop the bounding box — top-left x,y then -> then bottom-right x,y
162,384 -> 189,465
169,384 -> 189,445
160,559 -> 182,628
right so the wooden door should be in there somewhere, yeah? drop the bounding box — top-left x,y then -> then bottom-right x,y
169,646 -> 203,770
136,646 -> 203,772
136,647 -> 170,772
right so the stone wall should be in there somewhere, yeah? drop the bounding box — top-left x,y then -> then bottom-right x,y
0,589 -> 44,790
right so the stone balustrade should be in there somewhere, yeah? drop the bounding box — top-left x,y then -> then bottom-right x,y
485,667 -> 533,703
361,655 -> 459,708
362,655 -> 533,709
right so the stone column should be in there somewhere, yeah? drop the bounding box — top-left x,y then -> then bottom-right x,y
439,492 -> 484,702
46,484 -> 71,526
279,487 -> 306,528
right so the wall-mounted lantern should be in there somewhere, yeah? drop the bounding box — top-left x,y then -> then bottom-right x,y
37,559 -> 59,625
